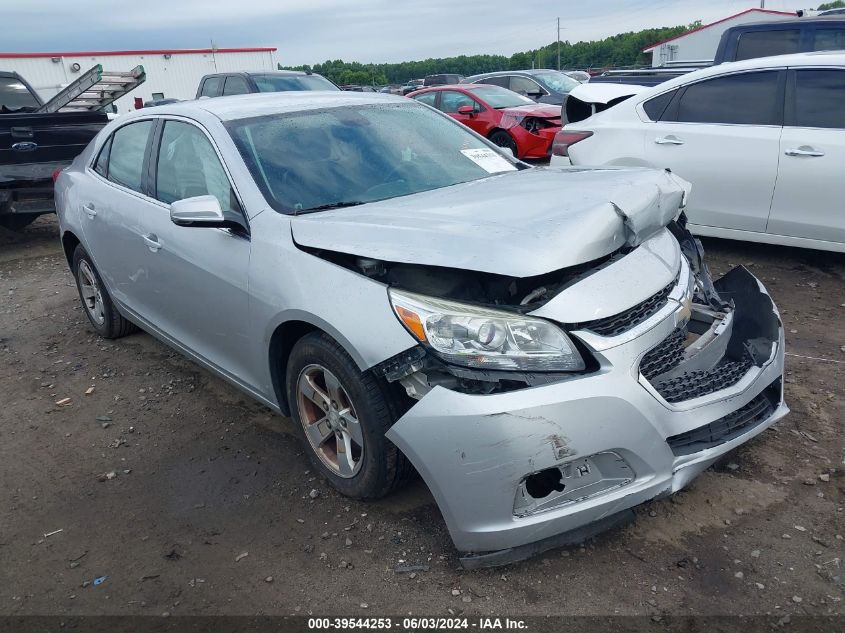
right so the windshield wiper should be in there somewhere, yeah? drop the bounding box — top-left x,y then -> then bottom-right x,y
297,201 -> 365,214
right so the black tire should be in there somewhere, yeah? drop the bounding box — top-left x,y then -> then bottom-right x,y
286,332 -> 413,499
72,245 -> 138,339
489,130 -> 518,157
0,215 -> 36,231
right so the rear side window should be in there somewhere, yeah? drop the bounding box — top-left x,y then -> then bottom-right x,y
643,89 -> 677,121
792,69 -> 845,129
223,76 -> 250,96
93,136 -> 112,177
813,28 -> 845,51
479,76 -> 509,88
107,120 -> 153,192
200,77 -> 222,97
413,92 -> 437,107
0,77 -> 40,110
673,71 -> 780,125
735,30 -> 800,61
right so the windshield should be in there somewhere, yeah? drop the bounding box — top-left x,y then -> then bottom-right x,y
252,74 -> 339,92
0,77 -> 40,111
226,102 -> 519,214
533,72 -> 580,94
467,86 -> 534,108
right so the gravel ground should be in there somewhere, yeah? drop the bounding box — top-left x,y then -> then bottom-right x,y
1,216 -> 842,617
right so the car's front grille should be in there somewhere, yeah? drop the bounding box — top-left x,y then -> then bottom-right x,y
640,327 -> 754,404
653,358 -> 754,403
666,380 -> 779,456
639,327 -> 686,381
578,277 -> 677,337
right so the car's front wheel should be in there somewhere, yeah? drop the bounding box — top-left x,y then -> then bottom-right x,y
286,332 -> 413,499
489,130 -> 518,157
72,245 -> 138,339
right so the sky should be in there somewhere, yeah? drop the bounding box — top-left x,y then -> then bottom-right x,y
1,0 -> 806,65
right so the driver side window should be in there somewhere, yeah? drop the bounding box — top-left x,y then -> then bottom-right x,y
509,76 -> 543,96
155,120 -> 239,213
439,91 -> 477,113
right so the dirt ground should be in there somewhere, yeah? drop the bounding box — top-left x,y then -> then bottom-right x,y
0,216 -> 842,618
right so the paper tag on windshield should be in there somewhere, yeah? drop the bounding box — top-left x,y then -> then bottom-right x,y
460,148 -> 517,174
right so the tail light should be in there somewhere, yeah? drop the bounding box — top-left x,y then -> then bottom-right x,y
551,130 -> 593,157
52,168 -> 62,184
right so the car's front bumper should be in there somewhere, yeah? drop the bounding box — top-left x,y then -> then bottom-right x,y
513,127 -> 558,159
385,266 -> 786,564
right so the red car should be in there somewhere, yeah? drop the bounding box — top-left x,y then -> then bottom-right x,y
407,84 -> 561,159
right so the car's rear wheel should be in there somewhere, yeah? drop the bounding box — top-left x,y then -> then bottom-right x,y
286,332 -> 413,499
72,245 -> 138,339
489,130 -> 518,157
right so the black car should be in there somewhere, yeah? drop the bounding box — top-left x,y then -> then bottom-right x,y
196,71 -> 338,99
423,74 -> 464,86
463,69 -> 580,105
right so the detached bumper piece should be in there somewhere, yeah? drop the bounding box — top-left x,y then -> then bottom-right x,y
640,266 -> 780,405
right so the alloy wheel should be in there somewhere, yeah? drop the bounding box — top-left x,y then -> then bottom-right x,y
77,260 -> 105,326
296,364 -> 364,478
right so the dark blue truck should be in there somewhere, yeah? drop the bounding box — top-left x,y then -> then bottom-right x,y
590,15 -> 845,86
1,71 -> 107,230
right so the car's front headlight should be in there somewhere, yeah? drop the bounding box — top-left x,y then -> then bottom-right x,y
389,289 -> 585,372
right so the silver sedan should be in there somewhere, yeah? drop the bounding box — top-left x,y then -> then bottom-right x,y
55,92 -> 787,567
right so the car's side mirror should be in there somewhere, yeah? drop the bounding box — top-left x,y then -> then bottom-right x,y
170,195 -> 228,227
457,105 -> 475,117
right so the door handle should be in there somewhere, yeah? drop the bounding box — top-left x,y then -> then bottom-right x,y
82,203 -> 97,218
654,136 -> 684,145
784,147 -> 824,157
142,233 -> 162,252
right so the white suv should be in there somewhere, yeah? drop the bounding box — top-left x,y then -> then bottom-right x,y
551,52 -> 845,253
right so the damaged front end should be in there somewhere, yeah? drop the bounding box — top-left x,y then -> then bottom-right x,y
372,217 -> 784,568
292,167 -> 785,567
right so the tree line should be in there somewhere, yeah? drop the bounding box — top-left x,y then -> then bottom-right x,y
279,22 -> 700,86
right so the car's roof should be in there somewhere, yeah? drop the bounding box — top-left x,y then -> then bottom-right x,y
246,70 -> 318,77
729,15 -> 845,28
466,68 -> 563,80
648,50 -> 845,92
204,70 -> 316,78
139,91 -> 410,121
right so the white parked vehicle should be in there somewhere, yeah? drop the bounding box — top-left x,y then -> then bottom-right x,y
551,52 -> 845,253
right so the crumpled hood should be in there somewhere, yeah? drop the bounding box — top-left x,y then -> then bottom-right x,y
500,103 -> 561,118
290,166 -> 690,277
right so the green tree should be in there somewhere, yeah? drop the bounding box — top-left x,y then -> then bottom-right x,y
279,22 -> 698,84
818,1 -> 845,9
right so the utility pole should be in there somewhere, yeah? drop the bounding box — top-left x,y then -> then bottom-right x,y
760,0 -> 765,7
557,17 -> 561,70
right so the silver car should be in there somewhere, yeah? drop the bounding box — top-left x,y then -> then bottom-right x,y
55,92 -> 787,567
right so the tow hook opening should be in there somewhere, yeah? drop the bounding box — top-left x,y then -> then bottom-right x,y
524,468 -> 566,498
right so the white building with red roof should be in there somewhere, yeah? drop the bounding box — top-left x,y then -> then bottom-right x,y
643,8 -> 796,66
